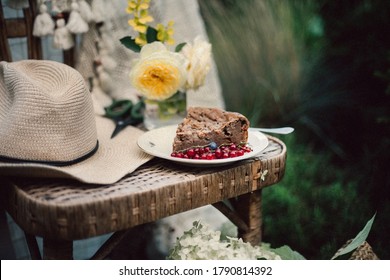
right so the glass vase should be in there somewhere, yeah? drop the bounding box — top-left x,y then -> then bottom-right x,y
143,91 -> 187,130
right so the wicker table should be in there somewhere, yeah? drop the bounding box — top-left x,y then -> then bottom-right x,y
1,135 -> 286,259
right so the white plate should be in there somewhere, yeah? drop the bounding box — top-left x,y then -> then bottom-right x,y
137,125 -> 269,167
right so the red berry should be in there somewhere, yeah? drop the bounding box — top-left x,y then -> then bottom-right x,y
187,149 -> 195,157
206,153 -> 214,160
172,143 -> 250,160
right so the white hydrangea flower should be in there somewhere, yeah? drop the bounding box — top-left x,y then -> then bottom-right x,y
168,221 -> 282,260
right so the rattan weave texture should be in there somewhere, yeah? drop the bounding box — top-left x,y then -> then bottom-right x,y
2,136 -> 286,241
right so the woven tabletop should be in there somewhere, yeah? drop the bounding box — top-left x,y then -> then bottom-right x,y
2,135 -> 286,241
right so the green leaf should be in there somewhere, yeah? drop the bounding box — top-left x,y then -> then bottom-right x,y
271,245 -> 306,260
175,42 -> 187,52
119,36 -> 141,52
331,213 -> 376,260
146,27 -> 158,43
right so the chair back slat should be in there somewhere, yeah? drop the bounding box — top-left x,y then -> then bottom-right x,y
0,0 -> 42,61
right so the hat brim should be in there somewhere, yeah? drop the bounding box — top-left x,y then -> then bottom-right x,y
0,116 -> 153,184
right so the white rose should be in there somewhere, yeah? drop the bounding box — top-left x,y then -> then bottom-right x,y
180,36 -> 212,90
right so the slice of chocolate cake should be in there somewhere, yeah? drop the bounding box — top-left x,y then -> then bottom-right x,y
172,107 -> 250,153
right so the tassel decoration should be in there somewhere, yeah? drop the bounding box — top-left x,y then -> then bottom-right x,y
78,0 -> 94,23
53,18 -> 74,50
91,0 -> 106,23
98,46 -> 117,71
96,64 -> 113,93
91,77 -> 112,116
93,77 -> 112,106
99,28 -> 116,53
66,1 -> 89,34
32,3 -> 55,37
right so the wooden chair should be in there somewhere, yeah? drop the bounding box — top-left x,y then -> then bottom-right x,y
0,0 -> 41,61
0,0 -> 75,66
0,0 -> 77,259
0,1 -> 287,260
1,137 -> 287,259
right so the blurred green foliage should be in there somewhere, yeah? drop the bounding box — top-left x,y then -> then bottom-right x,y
199,0 -> 389,259
262,135 -> 371,259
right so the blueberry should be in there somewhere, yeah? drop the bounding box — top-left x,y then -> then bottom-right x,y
209,142 -> 218,150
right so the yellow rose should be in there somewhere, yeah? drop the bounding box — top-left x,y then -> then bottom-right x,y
180,36 -> 212,90
129,42 -> 187,101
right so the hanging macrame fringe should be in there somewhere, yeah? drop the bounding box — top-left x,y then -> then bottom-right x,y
91,0 -> 106,23
31,0 -> 97,49
53,18 -> 74,50
91,77 -> 112,116
33,3 -> 55,37
78,0 -> 94,23
66,1 -> 89,34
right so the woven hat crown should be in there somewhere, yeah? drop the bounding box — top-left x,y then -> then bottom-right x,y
0,60 -> 97,164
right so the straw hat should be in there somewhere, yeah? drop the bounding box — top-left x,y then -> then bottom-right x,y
0,60 -> 152,184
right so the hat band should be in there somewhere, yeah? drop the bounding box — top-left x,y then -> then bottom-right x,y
0,141 -> 99,167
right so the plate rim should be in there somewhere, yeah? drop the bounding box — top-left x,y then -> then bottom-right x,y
137,125 -> 269,166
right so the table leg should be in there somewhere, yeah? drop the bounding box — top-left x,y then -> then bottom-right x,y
43,238 -> 73,260
231,190 -> 262,246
